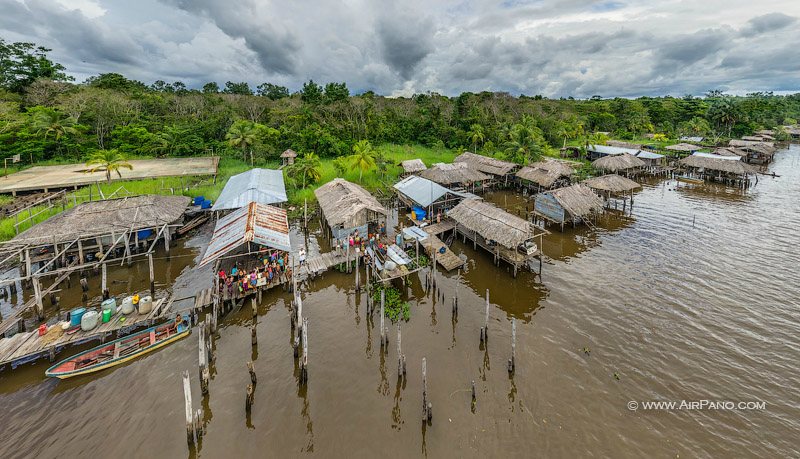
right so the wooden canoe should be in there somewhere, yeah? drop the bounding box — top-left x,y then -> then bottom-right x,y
676,175 -> 705,184
45,314 -> 190,379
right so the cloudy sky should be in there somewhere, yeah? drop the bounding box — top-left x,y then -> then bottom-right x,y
1,0 -> 798,97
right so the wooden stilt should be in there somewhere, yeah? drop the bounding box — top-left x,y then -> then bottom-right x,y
148,253 -> 155,297
422,357 -> 432,423
480,289 -> 489,343
508,318 -> 516,374
199,324 -> 209,395
183,371 -> 195,445
101,263 -> 109,300
33,276 -> 43,320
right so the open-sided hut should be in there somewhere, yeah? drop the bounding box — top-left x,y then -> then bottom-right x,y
453,152 -> 518,185
515,159 -> 574,191
534,184 -> 604,230
399,159 -> 427,176
212,168 -> 287,211
679,152 -> 754,187
634,151 -> 666,171
665,143 -> 702,154
585,144 -> 641,160
418,162 -> 490,190
393,175 -> 472,223
728,140 -> 776,164
448,199 -> 546,277
591,153 -> 646,176
280,149 -> 297,167
583,174 -> 641,211
315,178 -> 388,242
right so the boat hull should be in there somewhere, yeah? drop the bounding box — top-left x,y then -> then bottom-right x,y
45,317 -> 190,379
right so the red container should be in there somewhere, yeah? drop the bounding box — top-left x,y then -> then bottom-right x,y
38,324 -> 47,336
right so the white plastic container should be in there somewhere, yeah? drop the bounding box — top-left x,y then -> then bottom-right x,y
101,298 -> 117,315
80,310 -> 100,331
138,296 -> 153,314
121,296 -> 136,314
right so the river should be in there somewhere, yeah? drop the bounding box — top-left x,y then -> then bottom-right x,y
0,145 -> 798,458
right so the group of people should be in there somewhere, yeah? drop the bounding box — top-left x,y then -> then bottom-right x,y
217,249 -> 292,297
335,224 -> 389,257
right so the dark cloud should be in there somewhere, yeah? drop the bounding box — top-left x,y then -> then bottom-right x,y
376,15 -> 434,80
741,12 -> 797,36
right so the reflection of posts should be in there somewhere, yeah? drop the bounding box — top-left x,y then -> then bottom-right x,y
480,289 -> 489,344
508,318 -> 516,374
422,358 -> 432,423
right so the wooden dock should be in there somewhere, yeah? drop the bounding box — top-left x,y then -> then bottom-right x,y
421,226 -> 464,271
297,250 -> 350,279
0,297 -> 170,369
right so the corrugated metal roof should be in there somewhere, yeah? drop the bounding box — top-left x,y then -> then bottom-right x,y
587,145 -> 641,156
199,202 -> 291,266
635,151 -> 664,159
212,168 -> 287,211
393,175 -> 468,207
691,152 -> 742,161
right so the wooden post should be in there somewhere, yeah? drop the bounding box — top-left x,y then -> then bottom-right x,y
304,198 -> 308,231
251,322 -> 257,347
33,276 -> 43,320
251,298 -> 257,319
163,226 -> 171,259
453,269 -> 459,314
211,296 -> 219,334
397,322 -> 406,379
148,253 -> 155,297
123,232 -> 132,266
101,262 -> 109,300
422,357 -> 432,423
300,317 -> 309,385
415,238 -> 419,267
355,247 -> 360,292
248,361 -> 257,386
380,289 -> 386,348
183,370 -> 195,445
199,324 -> 209,395
346,242 -> 351,274
246,383 -> 254,412
24,249 -> 31,280
77,239 -> 84,265
508,318 -> 516,374
480,289 -> 489,343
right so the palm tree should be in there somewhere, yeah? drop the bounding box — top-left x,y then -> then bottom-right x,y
349,139 -> 376,183
467,124 -> 485,151
226,121 -> 258,165
287,152 -> 322,189
503,123 -> 542,165
332,156 -> 348,177
85,149 -> 133,183
34,111 -> 78,142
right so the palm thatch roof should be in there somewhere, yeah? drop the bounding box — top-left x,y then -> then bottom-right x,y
400,159 -> 427,174
583,174 -> 642,194
607,140 -> 644,149
592,153 -> 646,172
729,139 -> 775,149
680,155 -> 754,175
665,143 -> 702,152
515,159 -> 575,188
314,178 -> 388,229
280,149 -> 298,158
11,195 -> 189,246
453,151 -> 518,176
546,184 -> 604,218
447,199 -> 537,248
713,147 -> 748,157
418,162 -> 489,185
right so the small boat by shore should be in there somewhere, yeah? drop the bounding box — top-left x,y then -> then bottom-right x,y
675,175 -> 705,184
45,314 -> 190,379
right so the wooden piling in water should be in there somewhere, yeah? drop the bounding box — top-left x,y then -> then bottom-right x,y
508,318 -> 516,374
300,317 -> 309,385
183,370 -> 195,445
422,357 -> 432,423
397,322 -> 406,379
101,263 -> 109,300
248,361 -> 257,386
355,247 -> 361,292
245,383 -> 254,412
199,324 -> 209,395
251,298 -> 257,319
453,269 -> 460,315
148,253 -> 155,297
32,276 -> 43,320
480,289 -> 489,344
380,289 -> 386,348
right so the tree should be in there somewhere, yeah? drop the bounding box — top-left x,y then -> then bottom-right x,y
257,83 -> 289,100
85,149 -> 133,183
348,139 -> 376,183
223,81 -> 253,95
286,152 -> 322,189
503,120 -> 544,165
32,108 -> 78,143
467,124 -> 485,151
0,39 -> 72,92
226,120 -> 258,164
202,82 -> 220,94
332,156 -> 348,177
707,98 -> 740,137
85,73 -> 146,92
300,80 -> 323,104
324,82 -> 349,104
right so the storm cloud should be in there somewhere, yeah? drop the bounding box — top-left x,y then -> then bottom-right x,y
0,0 -> 798,97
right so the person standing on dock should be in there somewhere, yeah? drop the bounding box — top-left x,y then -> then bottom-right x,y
299,247 -> 306,266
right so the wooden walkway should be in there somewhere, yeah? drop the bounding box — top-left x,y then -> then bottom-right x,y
421,227 -> 464,271
422,220 -> 456,235
298,250 -> 349,279
0,297 -> 170,369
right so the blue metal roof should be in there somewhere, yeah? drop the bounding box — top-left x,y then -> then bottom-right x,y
586,144 -> 642,156
393,175 -> 468,207
212,168 -> 287,211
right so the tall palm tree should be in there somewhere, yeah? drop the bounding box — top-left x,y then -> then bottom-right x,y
467,124 -> 485,151
85,149 -> 133,183
226,121 -> 258,165
34,111 -> 78,142
503,123 -> 542,165
287,152 -> 322,189
349,139 -> 376,183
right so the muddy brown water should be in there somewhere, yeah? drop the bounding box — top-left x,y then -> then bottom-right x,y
1,146 -> 799,458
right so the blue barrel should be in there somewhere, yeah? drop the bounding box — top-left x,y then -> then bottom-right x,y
137,228 -> 153,240
201,199 -> 212,209
193,196 -> 205,206
70,307 -> 86,327
412,206 -> 427,221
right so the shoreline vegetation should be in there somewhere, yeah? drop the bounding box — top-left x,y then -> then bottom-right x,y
1,38 -> 799,240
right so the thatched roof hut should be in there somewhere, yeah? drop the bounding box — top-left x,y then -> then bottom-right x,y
592,153 -> 646,173
583,175 -> 642,194
515,159 -> 574,189
419,162 -> 489,186
453,152 -> 518,177
314,179 -> 387,235
713,147 -> 748,157
534,184 -> 603,227
665,143 -> 702,152
280,149 -> 298,158
11,195 -> 189,246
607,140 -> 644,149
447,199 -> 538,249
680,154 -> 754,175
400,159 -> 427,174
729,139 -> 775,149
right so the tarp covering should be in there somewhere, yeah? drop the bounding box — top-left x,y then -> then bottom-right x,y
212,168 -> 287,211
199,202 -> 291,266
